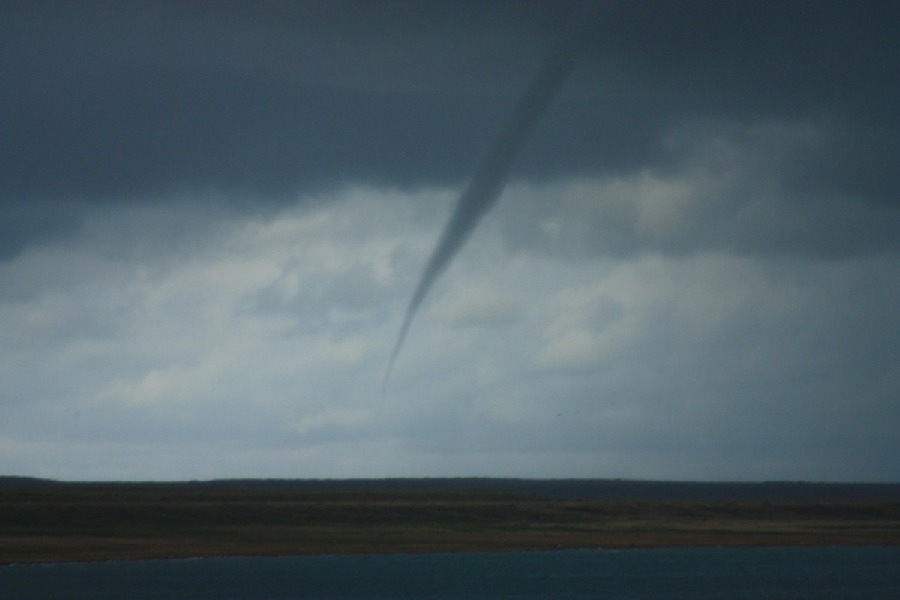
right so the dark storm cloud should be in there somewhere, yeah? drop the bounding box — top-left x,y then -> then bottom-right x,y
3,1 -> 898,258
1,0 -> 568,200
525,1 -> 900,192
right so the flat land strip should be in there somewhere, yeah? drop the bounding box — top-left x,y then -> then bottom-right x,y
2,480 -> 899,563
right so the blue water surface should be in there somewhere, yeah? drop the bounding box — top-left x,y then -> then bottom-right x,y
2,546 -> 899,599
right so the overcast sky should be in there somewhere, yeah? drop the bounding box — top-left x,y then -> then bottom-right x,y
2,0 -> 899,482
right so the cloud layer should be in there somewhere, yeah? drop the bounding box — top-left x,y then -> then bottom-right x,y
2,1 -> 898,481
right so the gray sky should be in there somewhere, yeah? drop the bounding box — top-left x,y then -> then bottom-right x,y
2,0 -> 899,482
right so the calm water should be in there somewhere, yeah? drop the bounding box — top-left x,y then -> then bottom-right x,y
2,546 -> 899,599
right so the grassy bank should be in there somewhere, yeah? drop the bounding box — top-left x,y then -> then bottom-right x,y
2,481 -> 899,563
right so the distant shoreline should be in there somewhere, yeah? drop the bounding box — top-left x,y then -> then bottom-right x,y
3,479 -> 899,564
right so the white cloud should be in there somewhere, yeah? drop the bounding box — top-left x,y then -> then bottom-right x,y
428,281 -> 520,328
1,179 -> 899,482
500,117 -> 900,260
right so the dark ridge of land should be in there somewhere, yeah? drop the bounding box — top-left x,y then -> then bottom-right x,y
205,478 -> 900,502
2,478 -> 899,564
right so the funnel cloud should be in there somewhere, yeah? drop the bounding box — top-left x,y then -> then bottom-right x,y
383,35 -> 582,393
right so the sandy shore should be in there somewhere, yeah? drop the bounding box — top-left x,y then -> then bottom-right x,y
3,481 -> 899,564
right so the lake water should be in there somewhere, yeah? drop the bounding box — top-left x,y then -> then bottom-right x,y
2,546 -> 899,599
